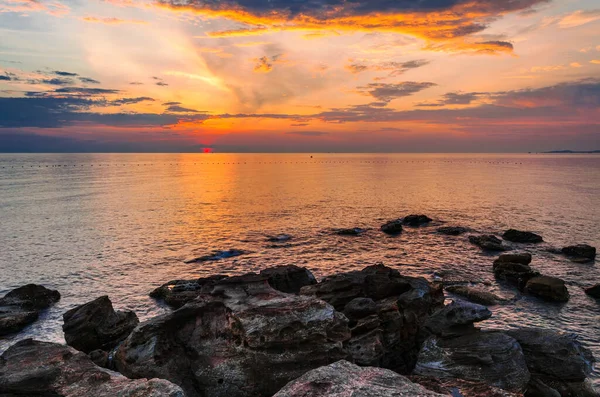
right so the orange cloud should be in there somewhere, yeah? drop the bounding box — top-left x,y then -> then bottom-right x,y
81,16 -> 148,24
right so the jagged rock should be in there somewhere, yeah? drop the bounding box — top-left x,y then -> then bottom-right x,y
403,214 -> 433,226
62,296 -> 139,354
0,284 -> 60,336
0,339 -> 184,397
524,276 -> 569,302
506,328 -> 597,397
184,249 -> 246,263
493,261 -> 539,289
562,245 -> 596,263
502,229 -> 543,244
445,285 -> 504,306
424,299 -> 492,336
115,274 -> 350,397
273,360 -> 445,397
437,226 -> 469,236
260,265 -> 317,294
411,376 -> 525,397
334,228 -> 367,236
495,253 -> 533,266
585,284 -> 600,299
381,219 -> 403,234
301,264 -> 442,373
470,235 -> 507,251
414,331 -> 530,393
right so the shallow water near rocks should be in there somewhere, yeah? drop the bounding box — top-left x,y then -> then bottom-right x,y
1,153 -> 599,386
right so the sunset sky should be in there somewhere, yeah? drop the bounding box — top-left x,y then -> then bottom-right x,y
0,0 -> 599,152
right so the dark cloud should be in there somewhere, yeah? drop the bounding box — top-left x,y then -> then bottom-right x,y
286,131 -> 329,136
418,92 -> 484,107
40,78 -> 74,86
130,81 -> 143,85
156,82 -> 169,86
356,81 -> 437,102
0,75 -> 11,81
163,101 -> 181,106
347,59 -> 430,77
166,105 -> 200,113
54,71 -> 79,77
54,87 -> 121,95
110,97 -> 155,105
79,77 -> 101,84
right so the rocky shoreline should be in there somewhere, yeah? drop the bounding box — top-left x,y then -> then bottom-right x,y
0,215 -> 598,397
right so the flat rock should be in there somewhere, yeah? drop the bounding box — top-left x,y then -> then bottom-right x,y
562,245 -> 596,263
445,286 -> 504,306
403,214 -> 433,226
63,296 -> 139,353
0,339 -> 184,397
502,229 -> 543,244
414,331 -> 530,393
584,284 -> 600,299
437,226 -> 469,236
524,276 -> 569,302
381,219 -> 403,234
470,235 -> 507,251
273,360 -> 445,397
0,284 -> 60,336
495,253 -> 532,266
424,299 -> 492,336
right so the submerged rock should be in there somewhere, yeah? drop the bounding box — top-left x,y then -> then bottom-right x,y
524,276 -> 569,302
584,284 -> 600,299
273,360 -> 445,397
424,299 -> 492,336
561,244 -> 596,263
334,227 -> 367,236
437,226 -> 469,236
380,219 -> 403,234
414,331 -> 530,393
445,285 -> 504,306
116,274 -> 350,397
495,253 -> 533,266
0,339 -> 184,397
63,295 -> 139,354
470,235 -> 507,251
184,249 -> 246,263
502,229 -> 543,244
0,284 -> 60,336
403,214 -> 433,226
493,260 -> 539,289
266,234 -> 292,242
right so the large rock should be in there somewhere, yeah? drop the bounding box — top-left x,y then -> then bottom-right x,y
300,264 -> 442,373
470,235 -> 507,251
0,339 -> 184,397
506,328 -> 598,397
502,229 -> 543,244
524,276 -> 569,302
495,253 -> 532,266
424,299 -> 492,336
414,331 -> 530,393
0,284 -> 60,336
115,274 -> 350,397
584,284 -> 600,299
562,245 -> 596,263
273,360 -> 445,397
437,226 -> 469,236
381,219 -> 403,234
260,265 -> 317,294
493,261 -> 539,289
403,214 -> 433,226
445,286 -> 504,306
63,296 -> 139,353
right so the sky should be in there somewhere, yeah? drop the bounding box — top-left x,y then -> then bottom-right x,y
0,0 -> 599,152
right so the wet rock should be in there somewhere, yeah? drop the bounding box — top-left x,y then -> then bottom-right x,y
502,229 -> 543,244
63,296 -> 139,354
524,276 -> 569,302
414,331 -> 530,393
150,275 -> 229,308
424,299 -> 492,336
381,219 -> 403,234
0,339 -> 184,397
273,360 -> 445,397
334,227 -> 366,236
89,349 -> 110,368
266,234 -> 292,242
403,214 -> 433,226
561,244 -> 596,263
445,285 -> 504,306
506,328 -> 597,397
116,274 -> 350,397
411,376 -> 525,397
584,284 -> 600,299
184,249 -> 246,263
260,265 -> 317,294
495,253 -> 532,266
493,261 -> 539,289
301,264 -> 442,373
470,235 -> 507,251
0,284 -> 60,336
438,226 -> 469,236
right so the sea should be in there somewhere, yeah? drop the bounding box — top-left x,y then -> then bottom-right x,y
1,153 -> 599,384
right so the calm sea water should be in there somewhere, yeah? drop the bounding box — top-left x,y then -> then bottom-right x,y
1,153 -> 599,383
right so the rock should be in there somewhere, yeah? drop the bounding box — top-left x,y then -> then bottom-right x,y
493,261 -> 539,289
116,274 -> 350,397
438,226 -> 469,236
502,229 -> 543,244
584,284 -> 600,299
301,264 -> 442,373
184,249 -> 246,263
260,265 -> 317,294
524,276 -> 569,302
403,214 -> 433,226
414,331 -> 531,393
0,339 -> 184,396
381,219 -> 403,234
272,360 -> 445,397
506,328 -> 597,397
0,284 -> 60,336
62,296 -> 139,354
470,235 -> 507,251
334,227 -> 366,236
562,245 -> 596,263
411,376 -> 525,397
89,349 -> 110,368
445,285 -> 503,306
266,234 -> 292,242
424,299 -> 492,336
495,253 -> 533,266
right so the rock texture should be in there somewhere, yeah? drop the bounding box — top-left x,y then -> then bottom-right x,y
562,244 -> 597,263
445,285 -> 504,306
493,254 -> 539,289
470,235 -> 506,251
424,299 -> 492,336
411,376 -> 524,397
273,360 -> 445,397
0,284 -> 60,336
380,219 -> 403,234
502,229 -> 543,244
437,226 -> 469,236
403,214 -> 433,226
301,264 -> 443,373
0,339 -> 184,397
524,276 -> 569,302
116,274 -> 350,397
260,265 -> 317,294
63,295 -> 139,353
